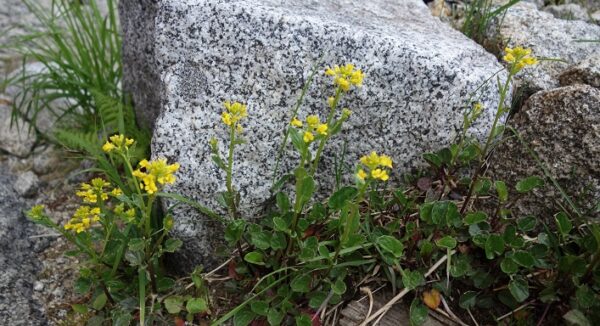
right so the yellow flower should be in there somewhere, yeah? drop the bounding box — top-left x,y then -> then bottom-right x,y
324,64 -> 364,92
306,115 -> 320,128
360,151 -> 381,168
110,188 -> 123,197
27,205 -> 46,221
291,117 -> 303,127
503,46 -> 537,73
103,134 -> 135,153
64,206 -> 101,233
303,131 -> 315,143
357,169 -> 367,181
221,112 -> 232,126
379,155 -> 393,168
76,178 -> 110,203
222,100 -> 248,128
327,97 -> 335,108
133,158 -> 180,194
316,123 -> 328,136
371,168 -> 389,181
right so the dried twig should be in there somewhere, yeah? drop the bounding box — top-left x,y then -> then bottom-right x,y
360,287 -> 374,323
440,295 -> 470,326
495,300 -> 534,322
358,251 -> 455,326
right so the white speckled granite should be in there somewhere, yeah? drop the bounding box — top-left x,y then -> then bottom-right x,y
491,2 -> 600,91
121,0 -> 510,271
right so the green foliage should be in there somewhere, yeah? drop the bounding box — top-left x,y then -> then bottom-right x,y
462,0 -> 521,45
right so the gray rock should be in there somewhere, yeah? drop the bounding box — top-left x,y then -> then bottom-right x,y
543,4 -> 591,22
559,55 -> 600,88
14,171 -> 40,198
0,165 -> 47,325
126,0 -> 505,269
0,95 -> 36,157
121,0 -> 510,271
593,10 -> 600,23
490,2 -> 600,91
491,84 -> 600,219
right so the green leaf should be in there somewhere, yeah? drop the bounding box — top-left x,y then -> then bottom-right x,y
402,269 -> 424,290
512,251 -> 535,268
128,238 -> 145,252
92,292 -> 107,311
377,235 -> 405,258
309,292 -> 327,309
464,211 -> 487,225
576,285 -> 594,309
267,308 -> 284,325
508,277 -> 529,302
185,298 -> 208,314
555,212 -> 572,236
495,181 -> 508,203
164,296 -> 184,314
333,278 -> 347,295
72,304 -> 88,314
244,251 -> 265,265
517,216 -> 537,232
409,298 -> 428,326
423,153 -> 442,168
163,238 -> 182,253
270,232 -> 287,250
484,234 -> 505,259
431,201 -> 449,225
276,192 -> 290,213
234,307 -> 256,326
250,300 -> 269,316
273,216 -> 289,232
328,186 -> 358,210
74,277 -> 92,294
250,231 -> 271,250
297,175 -> 315,206
515,176 -> 544,193
291,274 -> 311,293
436,235 -> 457,249
295,314 -> 312,326
225,219 -> 246,243
563,309 -> 591,326
500,257 -> 518,274
157,277 -> 176,292
459,291 -> 477,309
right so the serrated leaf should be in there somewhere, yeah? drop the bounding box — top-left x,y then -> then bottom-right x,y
328,186 -> 358,210
272,216 -> 289,232
163,238 -> 182,253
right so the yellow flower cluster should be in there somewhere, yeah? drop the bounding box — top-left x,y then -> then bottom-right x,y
132,158 -> 180,194
290,114 -> 329,143
76,178 -> 111,203
357,151 -> 393,182
325,64 -> 364,92
102,134 -> 135,153
503,47 -> 537,73
221,101 -> 248,132
27,205 -> 46,221
114,203 -> 136,223
65,206 -> 101,233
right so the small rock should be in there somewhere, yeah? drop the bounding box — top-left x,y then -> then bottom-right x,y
14,171 -> 39,197
33,281 -> 44,292
543,4 -> 591,22
491,84 -> 600,218
592,10 -> 600,23
490,2 -> 600,91
559,55 -> 600,88
0,95 -> 36,157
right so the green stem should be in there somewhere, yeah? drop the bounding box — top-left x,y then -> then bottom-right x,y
310,87 -> 342,176
145,196 -> 155,238
138,267 -> 146,325
226,124 -> 238,220
460,73 -> 512,214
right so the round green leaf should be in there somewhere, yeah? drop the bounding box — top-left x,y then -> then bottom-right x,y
464,212 -> 487,225
508,278 -> 529,302
512,251 -> 535,268
436,235 -> 457,249
186,297 -> 208,314
291,274 -> 311,293
377,235 -> 404,258
459,291 -> 478,309
515,176 -> 544,193
244,251 -> 265,265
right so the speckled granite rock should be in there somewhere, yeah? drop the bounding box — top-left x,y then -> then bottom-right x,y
543,4 -> 591,22
490,2 -> 600,91
559,55 -> 600,88
491,84 -> 600,219
121,0 -> 510,271
0,95 -> 36,157
0,165 -> 47,325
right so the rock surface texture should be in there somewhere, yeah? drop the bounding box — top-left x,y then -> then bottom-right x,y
491,84 -> 600,219
120,0 -> 510,270
559,55 -> 600,88
0,165 -> 47,325
491,3 -> 600,91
